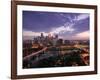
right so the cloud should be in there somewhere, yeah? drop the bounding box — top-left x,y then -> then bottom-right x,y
23,14 -> 89,38
61,13 -> 89,23
23,24 -> 75,40
23,31 -> 39,37
50,14 -> 89,35
23,31 -> 48,37
23,30 -> 89,40
73,14 -> 89,21
50,23 -> 75,34
73,31 -> 89,40
23,13 -> 89,40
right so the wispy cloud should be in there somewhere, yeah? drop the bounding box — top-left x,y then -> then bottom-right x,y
73,14 -> 89,21
23,31 -> 48,37
23,30 -> 89,40
50,24 -> 75,34
60,13 -> 89,22
50,14 -> 89,35
72,30 -> 89,40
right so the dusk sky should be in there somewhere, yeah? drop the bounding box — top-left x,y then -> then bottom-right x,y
23,11 -> 90,40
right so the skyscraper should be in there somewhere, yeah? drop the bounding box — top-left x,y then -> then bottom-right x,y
41,33 -> 44,38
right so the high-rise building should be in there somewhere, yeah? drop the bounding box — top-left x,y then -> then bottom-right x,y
41,33 -> 44,38
57,39 -> 63,46
55,34 -> 58,39
52,34 -> 58,46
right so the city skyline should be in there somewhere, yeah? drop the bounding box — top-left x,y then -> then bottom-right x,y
23,11 -> 90,40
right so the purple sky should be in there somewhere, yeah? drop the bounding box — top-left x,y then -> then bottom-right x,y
23,11 -> 90,40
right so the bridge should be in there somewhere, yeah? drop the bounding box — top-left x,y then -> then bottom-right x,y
23,47 -> 47,60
